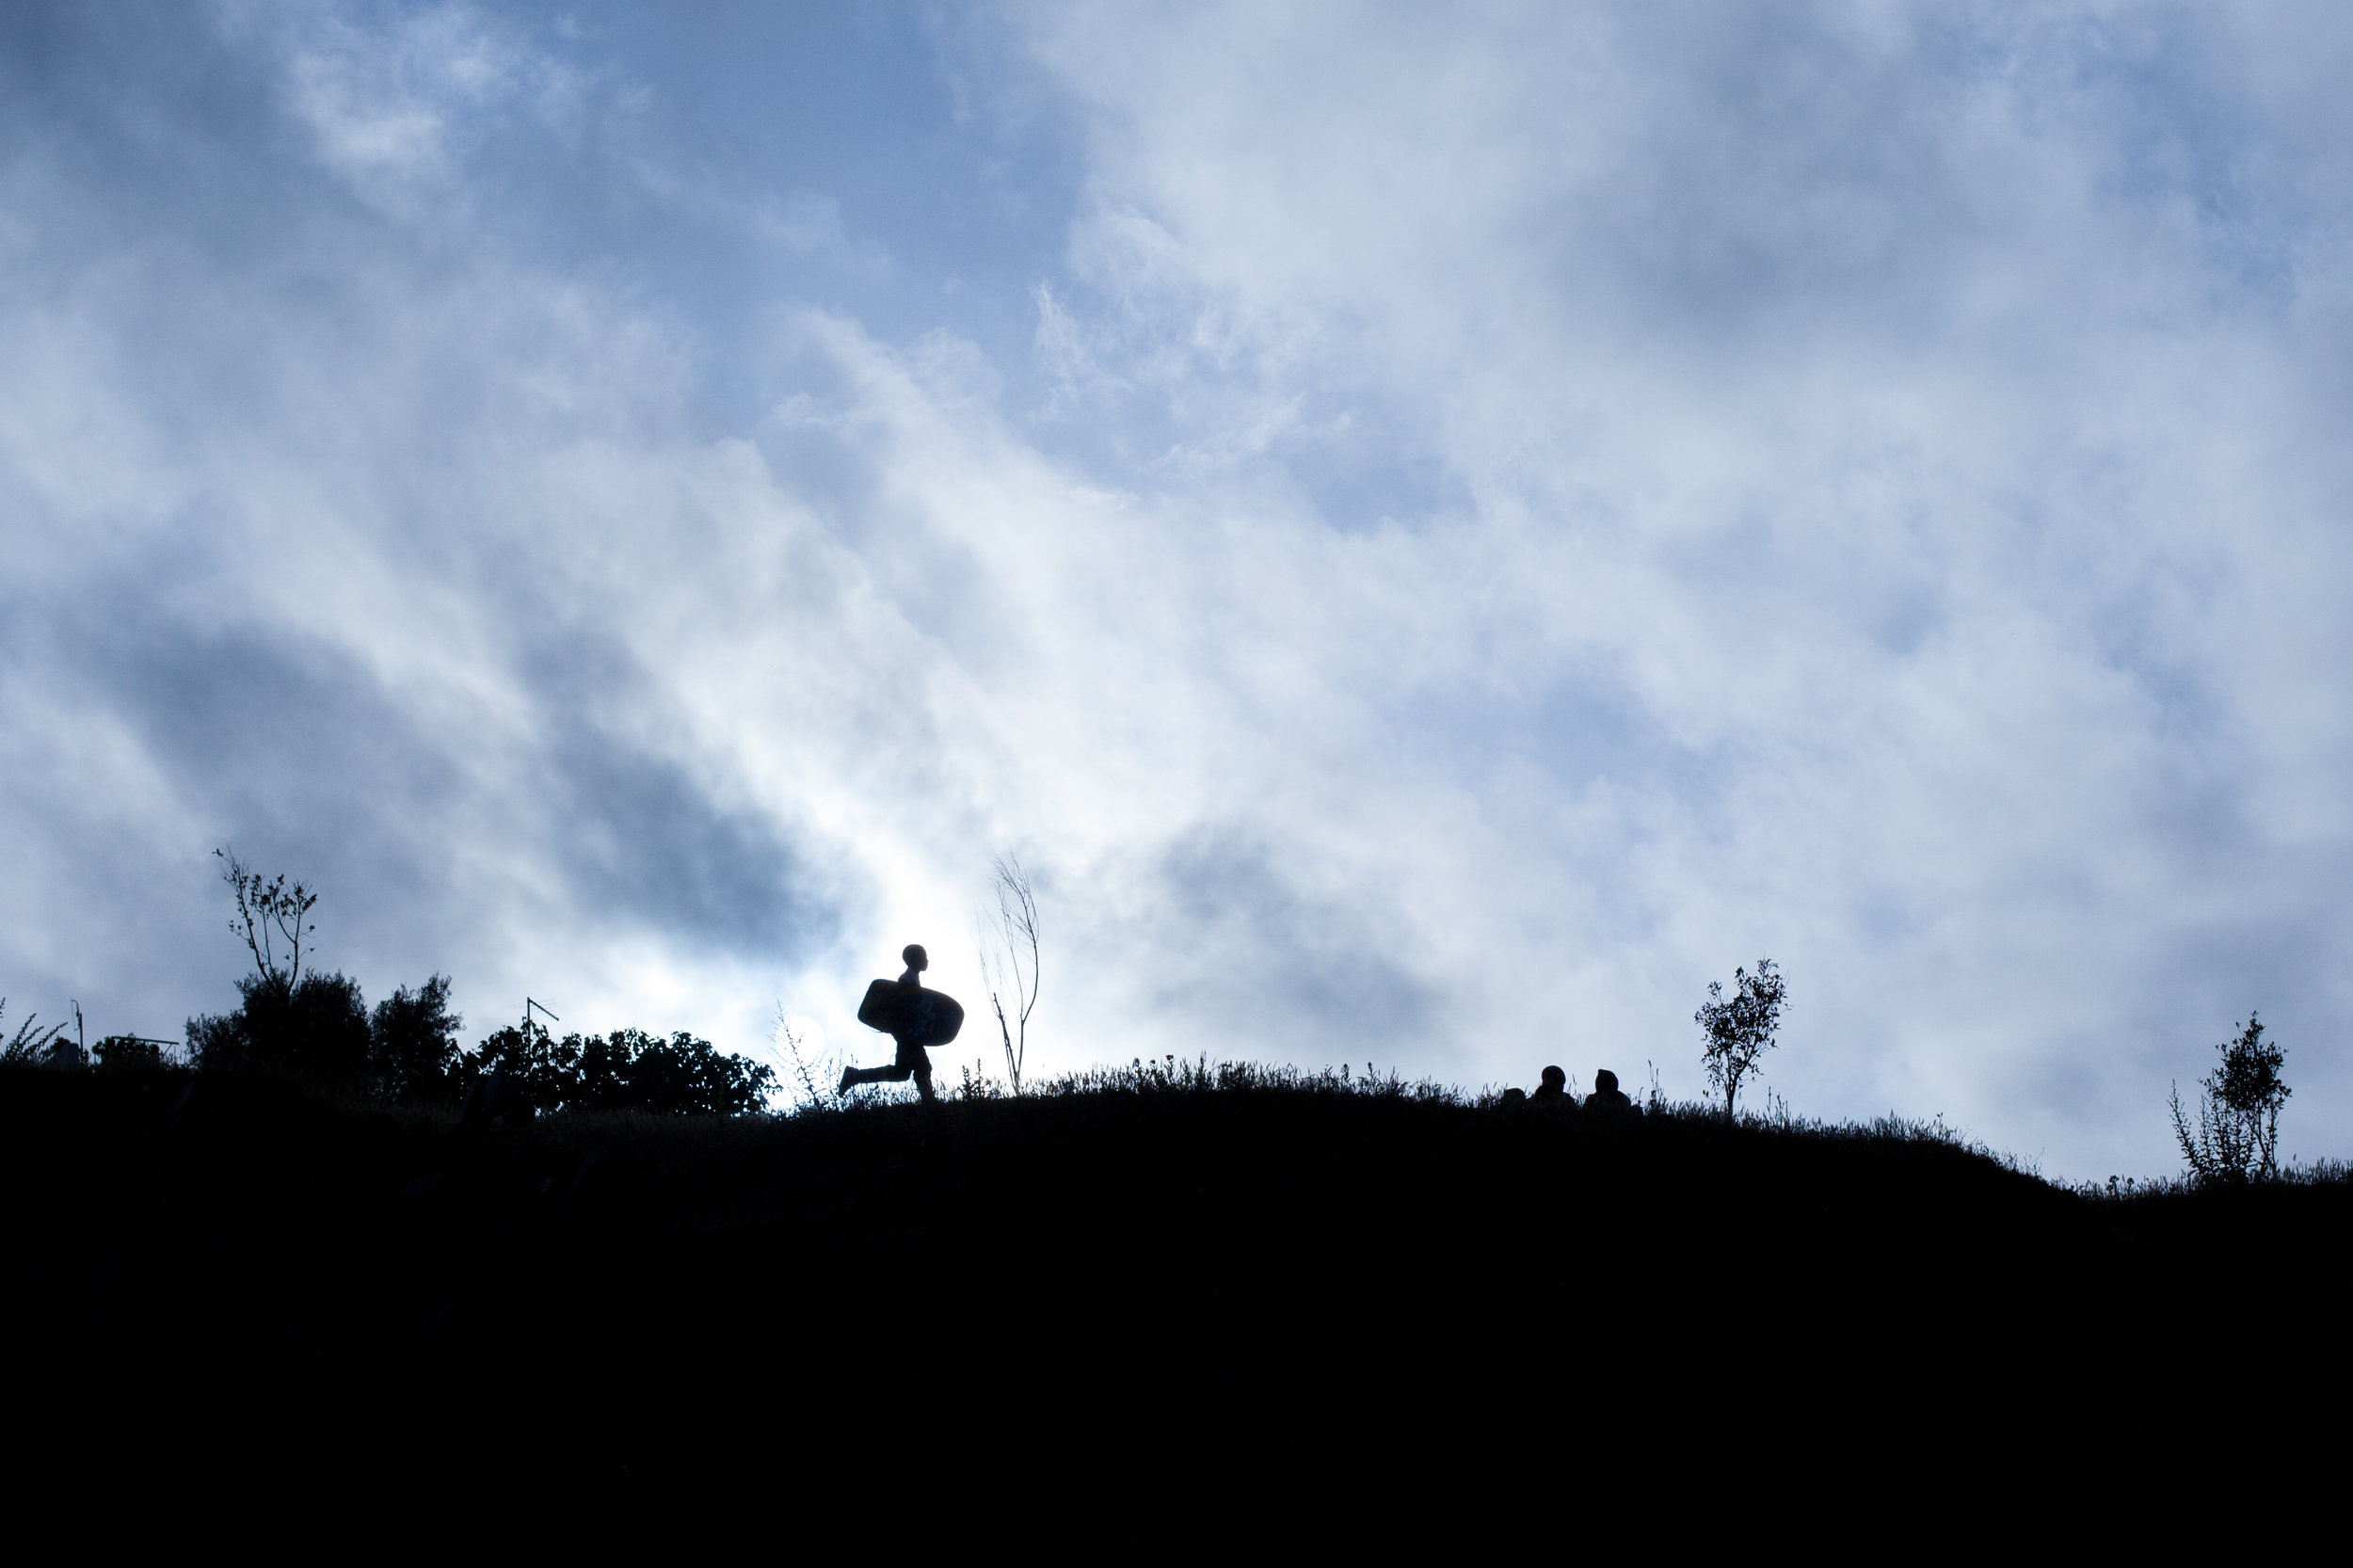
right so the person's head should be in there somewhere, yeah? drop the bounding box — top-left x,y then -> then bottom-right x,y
903,943 -> 928,971
1594,1068 -> 1619,1094
1540,1065 -> 1566,1092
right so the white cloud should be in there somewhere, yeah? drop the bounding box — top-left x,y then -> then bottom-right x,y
988,0 -> 2353,1169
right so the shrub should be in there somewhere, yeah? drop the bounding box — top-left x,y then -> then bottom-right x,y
459,1023 -> 582,1116
2170,1014 -> 2291,1185
93,1034 -> 173,1071
188,970 -> 373,1093
1,999 -> 68,1066
457,1025 -> 776,1116
573,1028 -> 777,1115
369,975 -> 461,1103
186,848 -> 377,1092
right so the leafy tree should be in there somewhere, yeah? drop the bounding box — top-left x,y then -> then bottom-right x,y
460,1019 -> 582,1116
456,1022 -> 776,1116
187,848 -> 372,1092
369,975 -> 461,1103
189,969 -> 372,1092
2170,1014 -> 2291,1185
568,1028 -> 778,1115
94,1034 -> 173,1071
1694,958 -> 1787,1119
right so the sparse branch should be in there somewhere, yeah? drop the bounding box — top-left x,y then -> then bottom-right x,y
773,1004 -> 840,1112
216,846 -> 319,990
1,999 -> 70,1065
978,853 -> 1042,1094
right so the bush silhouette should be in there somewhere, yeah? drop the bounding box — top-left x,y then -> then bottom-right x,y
188,969 -> 373,1093
2170,1014 -> 2291,1184
368,975 -> 461,1104
187,848 -> 379,1094
93,1034 -> 170,1071
460,1022 -> 581,1116
568,1027 -> 777,1115
0,1000 -> 69,1065
453,1023 -> 771,1116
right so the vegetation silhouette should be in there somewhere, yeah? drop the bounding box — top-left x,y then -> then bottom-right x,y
4,1049 -> 2346,1487
1695,957 -> 1785,1118
978,855 -> 1041,1093
7,853 -> 2345,1486
0,998 -> 70,1066
368,976 -> 462,1103
93,1033 -> 177,1071
216,846 -> 317,991
187,851 -> 776,1116
2171,1013 -> 2293,1184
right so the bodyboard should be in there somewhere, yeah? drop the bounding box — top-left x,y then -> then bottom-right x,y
856,979 -> 965,1048
856,978 -> 904,1034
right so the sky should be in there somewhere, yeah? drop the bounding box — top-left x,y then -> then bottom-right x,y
5,1 -> 2349,1179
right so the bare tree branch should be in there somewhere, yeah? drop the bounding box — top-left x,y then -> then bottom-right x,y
977,853 -> 1041,1094
216,846 -> 318,992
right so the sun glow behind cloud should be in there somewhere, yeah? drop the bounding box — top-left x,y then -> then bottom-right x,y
3,1 -> 2349,1176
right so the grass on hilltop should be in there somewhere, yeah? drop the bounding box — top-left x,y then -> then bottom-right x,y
3,1052 -> 2347,1480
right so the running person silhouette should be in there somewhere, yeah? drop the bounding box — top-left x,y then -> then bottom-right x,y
840,944 -> 944,1104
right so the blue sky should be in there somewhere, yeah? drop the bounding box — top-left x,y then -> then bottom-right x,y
5,1 -> 2349,1178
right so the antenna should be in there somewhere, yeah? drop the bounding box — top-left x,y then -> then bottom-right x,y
524,997 -> 560,1036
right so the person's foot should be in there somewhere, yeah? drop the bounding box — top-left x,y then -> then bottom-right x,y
836,1067 -> 856,1096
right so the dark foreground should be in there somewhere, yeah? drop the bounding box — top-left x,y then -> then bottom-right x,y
6,1066 -> 2347,1487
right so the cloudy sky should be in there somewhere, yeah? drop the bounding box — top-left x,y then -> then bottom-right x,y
6,1 -> 2348,1177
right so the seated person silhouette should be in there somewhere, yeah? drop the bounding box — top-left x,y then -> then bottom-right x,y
1586,1067 -> 1635,1116
840,944 -> 942,1105
1531,1065 -> 1568,1102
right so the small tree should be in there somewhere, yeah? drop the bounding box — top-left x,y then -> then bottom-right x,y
568,1028 -> 777,1116
461,1007 -> 580,1117
2170,1013 -> 2290,1185
216,846 -> 317,997
1694,957 -> 1786,1119
189,849 -> 371,1091
370,975 -> 462,1103
977,853 -> 1041,1094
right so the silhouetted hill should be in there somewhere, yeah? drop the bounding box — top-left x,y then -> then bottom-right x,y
7,1064 -> 2347,1487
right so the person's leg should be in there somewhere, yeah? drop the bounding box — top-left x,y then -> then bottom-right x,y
894,1038 -> 936,1105
840,1063 -> 914,1091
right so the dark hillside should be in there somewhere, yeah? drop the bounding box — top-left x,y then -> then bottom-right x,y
6,1064 -> 2347,1483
